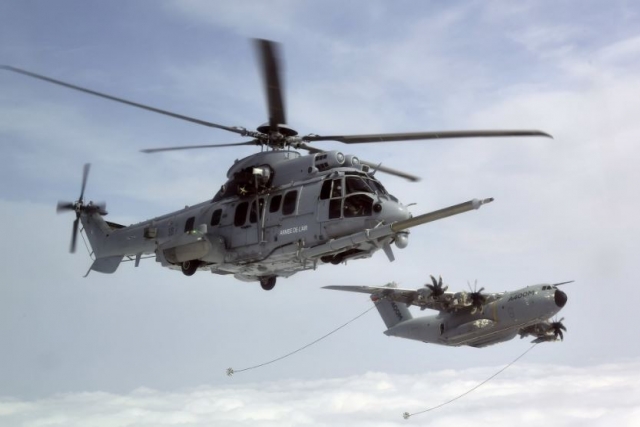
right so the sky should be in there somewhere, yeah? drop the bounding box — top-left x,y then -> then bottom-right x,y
1,0 -> 639,425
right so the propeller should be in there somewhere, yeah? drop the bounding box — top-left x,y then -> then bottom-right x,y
426,275 -> 448,298
56,163 -> 106,253
549,317 -> 567,341
2,39 -> 553,182
467,280 -> 487,314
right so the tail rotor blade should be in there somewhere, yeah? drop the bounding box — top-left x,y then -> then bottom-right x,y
70,217 -> 79,253
79,163 -> 90,203
57,201 -> 74,213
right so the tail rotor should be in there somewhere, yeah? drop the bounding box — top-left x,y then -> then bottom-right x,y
56,163 -> 106,253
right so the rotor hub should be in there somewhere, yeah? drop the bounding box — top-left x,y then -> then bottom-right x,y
256,122 -> 298,137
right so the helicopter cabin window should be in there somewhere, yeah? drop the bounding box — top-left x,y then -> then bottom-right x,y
234,202 -> 249,226
184,216 -> 195,232
210,209 -> 222,226
320,180 -> 332,200
249,198 -> 264,224
269,194 -> 282,213
282,190 -> 298,215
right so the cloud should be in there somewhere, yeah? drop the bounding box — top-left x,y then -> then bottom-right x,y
1,360 -> 638,426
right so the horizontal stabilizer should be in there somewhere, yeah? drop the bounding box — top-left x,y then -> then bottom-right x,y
90,255 -> 124,274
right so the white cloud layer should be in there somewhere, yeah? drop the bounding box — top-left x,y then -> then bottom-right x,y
1,360 -> 638,426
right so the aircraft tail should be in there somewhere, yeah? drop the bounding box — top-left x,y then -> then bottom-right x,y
323,283 -> 413,329
372,294 -> 413,329
80,212 -> 124,273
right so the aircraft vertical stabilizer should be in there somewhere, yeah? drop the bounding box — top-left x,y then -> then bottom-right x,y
373,294 -> 412,329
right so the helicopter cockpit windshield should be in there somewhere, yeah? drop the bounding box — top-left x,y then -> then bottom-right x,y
321,174 -> 398,220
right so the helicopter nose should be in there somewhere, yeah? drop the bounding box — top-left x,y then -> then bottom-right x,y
554,289 -> 567,308
377,200 -> 411,223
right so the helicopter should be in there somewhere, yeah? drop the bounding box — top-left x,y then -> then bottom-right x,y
325,276 -> 570,347
1,39 -> 551,290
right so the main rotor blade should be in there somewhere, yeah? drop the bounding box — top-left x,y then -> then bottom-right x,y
1,65 -> 246,135
359,159 -> 421,182
305,130 -> 552,144
296,143 -> 421,182
141,140 -> 260,153
79,163 -> 90,203
254,39 -> 286,131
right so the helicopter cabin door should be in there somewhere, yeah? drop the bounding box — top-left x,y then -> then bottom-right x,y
317,177 -> 343,223
230,198 -> 264,247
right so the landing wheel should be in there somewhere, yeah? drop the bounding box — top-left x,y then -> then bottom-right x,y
260,276 -> 276,291
181,260 -> 199,276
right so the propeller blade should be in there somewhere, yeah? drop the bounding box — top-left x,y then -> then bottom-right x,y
70,217 -> 79,253
296,144 -> 421,181
57,201 -> 75,213
79,163 -> 90,203
305,130 -> 553,144
141,140 -> 260,153
254,39 -> 286,132
1,65 -> 246,135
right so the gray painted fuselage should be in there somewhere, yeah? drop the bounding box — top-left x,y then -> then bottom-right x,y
385,285 -> 566,347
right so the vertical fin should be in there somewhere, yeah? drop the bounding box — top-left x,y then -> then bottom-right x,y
372,294 -> 412,329
80,212 -> 112,258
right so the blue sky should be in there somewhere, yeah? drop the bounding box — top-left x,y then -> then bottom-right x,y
1,1 -> 640,425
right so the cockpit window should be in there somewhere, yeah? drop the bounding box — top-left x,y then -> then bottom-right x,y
345,177 -> 374,195
367,178 -> 388,195
343,194 -> 373,217
331,178 -> 343,198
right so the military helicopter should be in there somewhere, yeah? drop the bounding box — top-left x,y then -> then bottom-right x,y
1,40 -> 551,290
325,276 -> 570,347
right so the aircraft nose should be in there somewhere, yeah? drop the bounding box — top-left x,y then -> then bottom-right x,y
378,201 -> 411,223
554,289 -> 567,308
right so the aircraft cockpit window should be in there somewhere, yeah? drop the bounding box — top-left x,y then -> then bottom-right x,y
234,202 -> 248,226
368,179 -> 388,195
210,209 -> 222,226
343,194 -> 373,217
282,190 -> 298,215
345,177 -> 374,195
331,179 -> 343,198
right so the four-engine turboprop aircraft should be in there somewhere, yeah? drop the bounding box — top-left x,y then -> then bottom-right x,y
325,276 -> 569,347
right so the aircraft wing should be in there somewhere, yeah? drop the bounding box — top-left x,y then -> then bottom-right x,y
324,285 -> 418,304
323,284 -> 454,312
324,283 -> 503,313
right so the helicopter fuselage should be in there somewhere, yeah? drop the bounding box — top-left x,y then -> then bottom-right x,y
81,149 -> 415,286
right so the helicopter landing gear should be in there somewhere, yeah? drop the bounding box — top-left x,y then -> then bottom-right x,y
260,276 -> 277,291
181,260 -> 199,276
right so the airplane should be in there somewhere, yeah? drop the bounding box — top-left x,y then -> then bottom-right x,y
325,276 -> 569,347
1,40 -> 551,291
